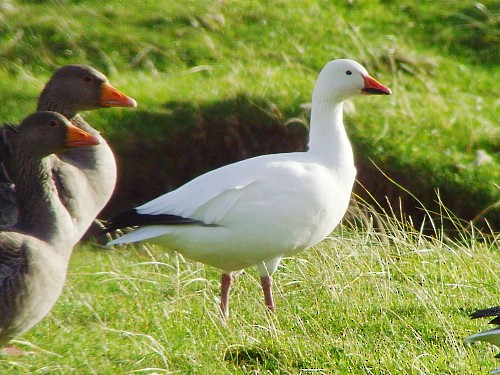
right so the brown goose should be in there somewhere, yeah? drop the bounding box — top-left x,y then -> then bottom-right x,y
0,111 -> 99,352
0,65 -> 136,241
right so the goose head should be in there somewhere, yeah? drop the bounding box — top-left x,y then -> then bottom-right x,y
313,59 -> 391,104
16,111 -> 100,158
38,65 -> 137,115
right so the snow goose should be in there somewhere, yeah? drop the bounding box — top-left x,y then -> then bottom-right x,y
104,59 -> 391,318
0,111 -> 99,353
0,65 -> 137,241
467,305 -> 500,373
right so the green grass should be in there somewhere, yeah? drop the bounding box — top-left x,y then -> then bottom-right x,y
1,202 -> 498,374
0,0 -> 498,226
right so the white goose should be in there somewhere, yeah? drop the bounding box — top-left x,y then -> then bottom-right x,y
104,59 -> 391,318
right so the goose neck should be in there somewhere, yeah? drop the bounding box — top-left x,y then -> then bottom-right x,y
37,95 -> 77,119
307,100 -> 353,167
38,95 -> 97,135
14,154 -> 72,247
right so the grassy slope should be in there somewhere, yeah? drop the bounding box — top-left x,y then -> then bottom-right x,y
0,0 -> 498,226
0,0 -> 499,373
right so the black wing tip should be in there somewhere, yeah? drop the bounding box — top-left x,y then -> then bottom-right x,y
470,306 -> 500,323
101,209 -> 202,235
100,208 -> 139,234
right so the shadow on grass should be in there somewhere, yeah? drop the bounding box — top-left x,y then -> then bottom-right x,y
104,94 -> 308,214
95,94 -> 498,238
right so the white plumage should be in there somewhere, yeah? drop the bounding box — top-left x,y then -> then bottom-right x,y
106,59 -> 391,317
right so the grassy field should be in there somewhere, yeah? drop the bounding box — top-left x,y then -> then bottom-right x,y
1,204 -> 499,374
0,0 -> 499,373
0,0 -> 498,226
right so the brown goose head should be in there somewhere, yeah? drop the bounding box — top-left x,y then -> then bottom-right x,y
16,111 -> 100,158
37,65 -> 137,117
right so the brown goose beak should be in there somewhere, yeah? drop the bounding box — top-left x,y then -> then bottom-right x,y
362,75 -> 392,95
100,82 -> 138,108
66,124 -> 101,147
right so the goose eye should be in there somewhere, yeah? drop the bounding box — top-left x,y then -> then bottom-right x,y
49,120 -> 57,127
83,76 -> 93,82
346,70 -> 352,76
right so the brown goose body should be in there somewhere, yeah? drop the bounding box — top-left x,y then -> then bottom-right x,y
0,65 -> 136,241
0,111 -> 99,347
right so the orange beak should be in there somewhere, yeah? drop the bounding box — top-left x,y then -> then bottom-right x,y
100,82 -> 138,108
362,75 -> 392,95
66,124 -> 101,147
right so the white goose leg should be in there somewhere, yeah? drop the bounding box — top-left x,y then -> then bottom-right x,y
220,273 -> 233,319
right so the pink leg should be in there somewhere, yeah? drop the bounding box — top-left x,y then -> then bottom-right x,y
1,345 -> 26,355
220,273 -> 233,319
261,275 -> 275,312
